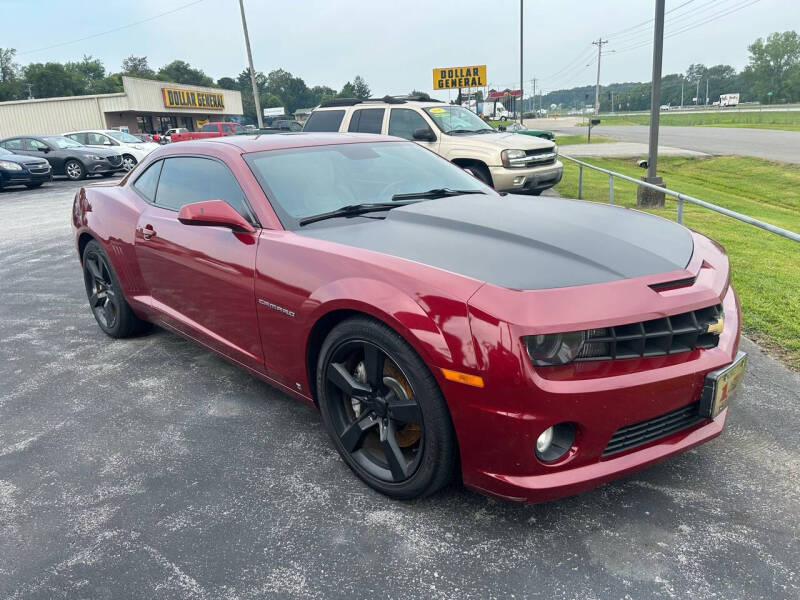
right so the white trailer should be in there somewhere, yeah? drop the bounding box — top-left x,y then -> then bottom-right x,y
719,93 -> 740,107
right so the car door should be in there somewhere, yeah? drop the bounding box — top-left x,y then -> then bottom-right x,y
132,156 -> 264,371
85,132 -> 115,149
26,138 -> 64,172
387,108 -> 439,153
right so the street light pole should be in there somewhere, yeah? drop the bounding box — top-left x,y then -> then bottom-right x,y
637,0 -> 666,208
519,0 -> 524,124
238,0 -> 263,128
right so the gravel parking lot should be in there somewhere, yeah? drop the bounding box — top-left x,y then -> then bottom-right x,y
1,179 -> 799,599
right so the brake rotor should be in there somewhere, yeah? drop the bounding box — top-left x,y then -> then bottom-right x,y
382,361 -> 422,448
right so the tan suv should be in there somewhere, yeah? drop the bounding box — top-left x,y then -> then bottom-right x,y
303,96 -> 563,195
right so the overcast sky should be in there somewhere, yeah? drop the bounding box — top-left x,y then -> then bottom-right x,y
4,0 -> 796,98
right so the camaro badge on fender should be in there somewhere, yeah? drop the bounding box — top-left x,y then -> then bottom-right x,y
258,298 -> 295,318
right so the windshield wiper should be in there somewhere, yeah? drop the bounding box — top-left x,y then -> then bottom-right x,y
298,202 -> 414,226
446,129 -> 480,134
391,188 -> 486,202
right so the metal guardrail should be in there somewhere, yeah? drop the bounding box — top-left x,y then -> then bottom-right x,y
561,154 -> 800,244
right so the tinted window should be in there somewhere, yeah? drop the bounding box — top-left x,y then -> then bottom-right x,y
201,124 -> 217,132
233,124 -> 245,134
388,109 -> 431,140
66,133 -> 87,144
154,157 -> 252,221
28,139 -> 50,151
348,109 -> 385,134
222,124 -> 233,134
303,110 -> 345,132
3,139 -> 24,150
87,132 -> 112,145
132,160 -> 162,202
289,122 -> 302,131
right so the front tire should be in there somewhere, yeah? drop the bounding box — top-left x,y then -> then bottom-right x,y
464,164 -> 492,187
82,240 -> 148,338
317,317 -> 457,500
64,159 -> 85,181
25,182 -> 43,189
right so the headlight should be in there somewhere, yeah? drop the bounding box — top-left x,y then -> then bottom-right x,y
501,149 -> 527,168
523,332 -> 585,366
0,160 -> 23,171
88,155 -> 105,161
553,144 -> 559,157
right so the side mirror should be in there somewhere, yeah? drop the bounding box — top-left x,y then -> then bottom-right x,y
498,126 -> 507,132
40,146 -> 51,153
412,128 -> 436,142
177,200 -> 256,233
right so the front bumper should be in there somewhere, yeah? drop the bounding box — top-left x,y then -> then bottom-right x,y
443,237 -> 741,503
489,160 -> 563,193
87,159 -> 124,175
0,166 -> 52,187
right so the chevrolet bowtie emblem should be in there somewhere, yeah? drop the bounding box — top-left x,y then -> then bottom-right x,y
706,316 -> 724,335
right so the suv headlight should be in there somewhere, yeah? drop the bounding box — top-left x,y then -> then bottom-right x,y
0,160 -> 23,171
553,144 -> 559,157
523,332 -> 586,366
501,149 -> 527,168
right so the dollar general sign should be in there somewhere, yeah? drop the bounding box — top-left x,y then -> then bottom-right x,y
432,65 -> 487,89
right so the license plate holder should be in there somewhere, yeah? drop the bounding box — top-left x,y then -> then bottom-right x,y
699,351 -> 747,418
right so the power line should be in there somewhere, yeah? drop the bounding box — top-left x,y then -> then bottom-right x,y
608,0 -> 731,46
605,0 -> 698,39
611,0 -> 763,54
18,0 -> 207,56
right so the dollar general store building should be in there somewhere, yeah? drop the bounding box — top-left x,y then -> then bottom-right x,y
0,76 -> 243,138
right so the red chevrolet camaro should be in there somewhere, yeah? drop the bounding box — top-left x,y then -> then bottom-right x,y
72,133 -> 746,502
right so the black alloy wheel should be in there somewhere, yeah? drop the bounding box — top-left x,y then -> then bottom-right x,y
318,317 -> 457,500
82,240 -> 148,338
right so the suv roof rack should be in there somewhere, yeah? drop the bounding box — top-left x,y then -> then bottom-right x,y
319,98 -> 363,107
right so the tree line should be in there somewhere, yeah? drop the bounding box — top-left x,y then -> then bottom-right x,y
541,31 -> 799,111
0,51 -> 371,123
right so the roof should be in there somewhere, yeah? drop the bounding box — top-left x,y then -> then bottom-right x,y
182,132 -> 406,153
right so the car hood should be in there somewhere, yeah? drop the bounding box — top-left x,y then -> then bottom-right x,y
0,154 -> 48,166
299,194 -> 694,290
449,130 -> 554,151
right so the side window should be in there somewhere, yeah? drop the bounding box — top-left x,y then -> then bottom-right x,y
87,132 -> 110,145
348,109 -> 385,134
221,124 -> 233,134
201,124 -> 217,132
302,110 -> 345,132
67,133 -> 86,144
289,122 -> 302,131
155,157 -> 252,222
388,109 -> 432,140
3,138 -> 24,150
132,160 -> 163,202
233,124 -> 245,134
28,139 -> 49,151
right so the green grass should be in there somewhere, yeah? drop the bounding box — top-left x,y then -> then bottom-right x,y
556,134 -> 615,146
489,120 -> 515,129
586,110 -> 800,131
554,155 -> 800,369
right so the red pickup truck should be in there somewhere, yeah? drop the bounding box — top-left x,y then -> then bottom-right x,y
170,122 -> 246,142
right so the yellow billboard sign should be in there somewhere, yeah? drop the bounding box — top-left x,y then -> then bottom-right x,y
162,87 -> 225,110
432,65 -> 487,90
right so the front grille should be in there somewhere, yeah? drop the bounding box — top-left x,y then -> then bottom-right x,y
28,165 -> 50,174
576,304 -> 723,361
524,148 -> 556,166
107,155 -> 122,167
603,401 -> 705,457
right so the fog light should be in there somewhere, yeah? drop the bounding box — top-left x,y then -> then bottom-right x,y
536,427 -> 554,454
513,176 -> 525,185
534,422 -> 576,462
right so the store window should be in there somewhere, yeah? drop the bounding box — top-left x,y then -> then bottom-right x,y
136,116 -> 151,134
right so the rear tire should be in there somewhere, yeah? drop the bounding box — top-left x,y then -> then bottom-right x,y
82,240 -> 148,338
121,154 -> 137,172
317,316 -> 457,500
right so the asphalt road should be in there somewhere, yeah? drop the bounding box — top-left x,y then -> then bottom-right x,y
2,179 -> 799,599
580,125 -> 800,164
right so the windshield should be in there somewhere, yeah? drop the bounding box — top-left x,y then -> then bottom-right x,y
0,147 -> 13,156
107,131 -> 143,144
424,106 -> 493,134
44,136 -> 83,149
245,141 -> 493,227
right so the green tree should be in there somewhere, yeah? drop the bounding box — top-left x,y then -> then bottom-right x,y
121,55 -> 155,77
352,75 -> 371,99
743,31 -> 800,103
22,62 -> 84,98
338,81 -> 356,98
157,60 -> 214,87
309,85 -> 336,105
0,47 -> 22,101
216,76 -> 238,90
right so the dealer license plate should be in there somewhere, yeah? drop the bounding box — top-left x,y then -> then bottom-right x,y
699,351 -> 747,418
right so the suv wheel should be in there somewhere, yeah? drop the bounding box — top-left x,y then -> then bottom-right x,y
464,164 -> 492,187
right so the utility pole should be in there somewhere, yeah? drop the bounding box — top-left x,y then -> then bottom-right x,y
531,78 -> 537,117
519,0 -> 524,124
238,0 -> 263,128
680,80 -> 684,108
26,83 -> 33,100
592,38 -> 607,115
637,0 -> 666,208
706,79 -> 709,106
696,79 -> 700,106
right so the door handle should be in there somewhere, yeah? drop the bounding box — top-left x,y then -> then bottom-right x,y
139,224 -> 156,240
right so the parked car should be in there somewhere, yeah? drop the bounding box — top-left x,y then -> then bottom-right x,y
163,128 -> 189,143
503,122 -> 556,141
170,122 -> 246,143
0,146 -> 52,190
304,97 -> 562,195
64,129 -> 159,172
72,133 -> 744,503
0,135 -> 124,180
255,120 -> 303,135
